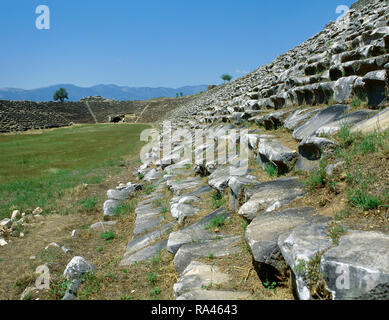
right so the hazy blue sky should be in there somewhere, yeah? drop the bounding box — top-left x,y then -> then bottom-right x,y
0,0 -> 355,89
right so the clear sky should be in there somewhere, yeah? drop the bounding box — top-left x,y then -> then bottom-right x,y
0,0 -> 355,89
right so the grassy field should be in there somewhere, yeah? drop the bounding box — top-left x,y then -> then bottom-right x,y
0,123 -> 149,219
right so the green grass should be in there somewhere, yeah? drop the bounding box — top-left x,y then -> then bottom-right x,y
114,199 -> 137,217
149,287 -> 161,297
0,124 -> 149,219
264,163 -> 278,177
100,230 -> 116,241
145,185 -> 156,195
147,272 -> 157,285
206,215 -> 226,230
78,272 -> 100,299
348,190 -> 382,210
211,191 -> 225,209
79,197 -> 98,212
304,159 -> 328,191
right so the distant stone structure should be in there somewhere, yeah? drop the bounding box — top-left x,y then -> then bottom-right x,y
80,96 -> 115,102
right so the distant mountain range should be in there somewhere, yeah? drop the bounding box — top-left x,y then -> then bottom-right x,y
0,84 -> 210,102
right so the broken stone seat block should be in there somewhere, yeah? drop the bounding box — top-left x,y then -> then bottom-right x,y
278,222 -> 332,300
170,196 -> 201,224
284,108 -> 320,130
173,261 -> 230,298
351,106 -> 389,134
298,137 -> 339,161
122,222 -> 174,259
228,176 -> 259,212
208,161 -> 251,194
167,208 -> 232,254
245,207 -> 329,280
167,177 -> 203,196
238,177 -> 306,221
132,208 -> 164,237
176,289 -> 251,300
321,230 -> 389,300
315,109 -> 375,136
256,140 -> 299,174
173,235 -> 241,274
293,105 -> 350,141
107,183 -> 142,201
120,239 -> 168,266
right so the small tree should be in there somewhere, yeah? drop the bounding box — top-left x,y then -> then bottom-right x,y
53,88 -> 69,102
221,74 -> 233,82
180,92 -> 183,97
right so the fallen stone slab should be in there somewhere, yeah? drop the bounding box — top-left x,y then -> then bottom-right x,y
107,183 -> 142,201
315,110 -> 374,136
208,162 -> 251,193
171,197 -> 201,224
123,222 -> 174,258
177,289 -> 251,300
173,261 -> 230,297
228,176 -> 259,211
293,105 -> 350,141
278,223 -> 332,300
245,207 -> 329,273
257,140 -> 299,174
133,211 -> 164,237
158,153 -> 182,169
174,236 -> 241,274
137,193 -> 165,207
284,108 -> 320,131
167,178 -> 203,196
167,208 -> 232,254
182,185 -> 212,197
238,178 -> 306,221
208,175 -> 231,193
164,159 -> 192,174
143,169 -> 163,182
351,107 -> 389,134
90,221 -> 118,229
0,218 -> 12,228
321,231 -> 389,300
119,239 -> 167,266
